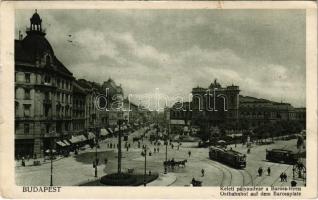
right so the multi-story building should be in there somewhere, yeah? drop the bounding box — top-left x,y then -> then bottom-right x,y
190,79 -> 240,133
15,11 -> 74,157
168,79 -> 306,135
100,78 -> 124,128
239,96 -> 306,128
72,80 -> 86,135
76,79 -> 100,131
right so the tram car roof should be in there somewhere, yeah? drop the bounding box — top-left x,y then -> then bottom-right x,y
226,149 -> 245,156
267,149 -> 293,153
209,146 -> 225,151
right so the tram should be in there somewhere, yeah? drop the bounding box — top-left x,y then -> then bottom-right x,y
265,149 -> 298,164
209,146 -> 246,169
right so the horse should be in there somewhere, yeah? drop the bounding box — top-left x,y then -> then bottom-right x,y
176,159 -> 187,167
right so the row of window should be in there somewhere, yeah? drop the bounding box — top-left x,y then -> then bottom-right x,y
16,123 -> 71,135
15,72 -> 72,91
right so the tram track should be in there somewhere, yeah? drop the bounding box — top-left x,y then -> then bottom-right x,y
204,159 -> 232,186
270,164 -> 292,186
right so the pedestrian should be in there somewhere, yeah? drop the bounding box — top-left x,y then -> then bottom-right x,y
267,167 -> 271,176
258,167 -> 263,176
188,150 -> 191,158
201,169 -> 205,177
157,147 -> 159,153
21,157 -> 25,167
283,173 -> 287,182
104,158 -> 108,165
154,148 -> 156,153
280,173 -> 284,182
171,144 -> 174,149
177,145 -> 180,150
126,146 -> 129,151
191,177 -> 196,186
128,143 -> 131,148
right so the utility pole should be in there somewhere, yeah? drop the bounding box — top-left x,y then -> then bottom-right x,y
50,147 -> 53,186
95,134 -> 98,177
143,145 -> 147,186
118,119 -> 122,174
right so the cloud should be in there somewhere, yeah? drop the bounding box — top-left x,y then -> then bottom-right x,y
15,10 -> 306,108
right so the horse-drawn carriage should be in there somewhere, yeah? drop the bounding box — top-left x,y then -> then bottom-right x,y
191,178 -> 202,186
163,159 -> 187,169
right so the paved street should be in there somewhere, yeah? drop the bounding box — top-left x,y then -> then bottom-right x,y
16,127 -> 305,187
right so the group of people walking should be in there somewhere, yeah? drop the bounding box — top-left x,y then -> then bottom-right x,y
258,167 -> 271,176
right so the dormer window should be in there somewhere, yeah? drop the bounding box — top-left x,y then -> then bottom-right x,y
45,54 -> 51,66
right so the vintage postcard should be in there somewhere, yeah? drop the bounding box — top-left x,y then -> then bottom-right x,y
0,1 -> 317,199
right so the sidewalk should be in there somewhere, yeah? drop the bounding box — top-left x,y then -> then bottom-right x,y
147,173 -> 177,186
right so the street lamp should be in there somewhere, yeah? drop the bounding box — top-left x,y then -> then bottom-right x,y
47,139 -> 56,186
117,119 -> 124,174
142,145 -> 149,186
50,148 -> 53,186
94,134 -> 98,178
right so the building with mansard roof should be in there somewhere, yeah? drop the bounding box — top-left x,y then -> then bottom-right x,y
15,11 -> 75,158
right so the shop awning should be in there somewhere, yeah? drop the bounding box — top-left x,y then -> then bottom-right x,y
69,136 -> 79,143
87,132 -> 96,140
56,141 -> 66,147
63,140 -> 70,146
78,135 -> 87,142
100,129 -> 108,136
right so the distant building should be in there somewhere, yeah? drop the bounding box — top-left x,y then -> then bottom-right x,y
15,11 -> 74,157
239,96 -> 306,128
100,78 -> 124,127
168,79 -> 306,135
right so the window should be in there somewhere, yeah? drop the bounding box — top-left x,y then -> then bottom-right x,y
44,75 -> 51,84
24,124 -> 30,134
25,73 -> 30,83
65,123 -> 69,131
57,79 -> 60,88
56,92 -> 60,102
45,55 -> 51,66
45,92 -> 50,101
56,105 -> 60,117
23,104 -> 31,117
24,89 -> 31,100
46,124 -> 50,133
15,102 -> 19,116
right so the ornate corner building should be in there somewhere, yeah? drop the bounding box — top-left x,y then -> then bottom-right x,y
14,11 -> 156,158
15,11 -> 75,157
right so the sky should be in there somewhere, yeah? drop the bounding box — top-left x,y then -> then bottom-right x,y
15,9 -> 306,109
